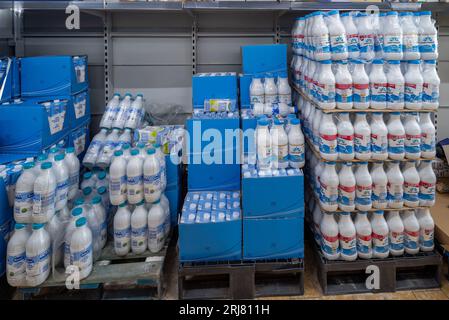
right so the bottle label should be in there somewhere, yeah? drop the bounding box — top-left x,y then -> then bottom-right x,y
419,181 -> 435,201
347,34 -> 359,53
357,234 -> 372,254
321,233 -> 339,256
422,83 -> 439,104
319,133 -> 337,155
257,144 -> 272,168
69,173 -> 79,189
319,84 -> 336,103
339,184 -> 355,206
132,226 -> 148,249
320,181 -> 338,206
353,83 -> 370,103
330,34 -> 348,54
371,133 -> 388,154
403,34 -> 419,53
148,223 -> 165,247
356,184 -> 372,206
389,231 -> 404,251
388,183 -> 403,203
315,34 -> 331,55
405,133 -> 421,154
404,181 -> 420,203
387,83 -> 404,103
359,34 -> 374,53
370,83 -> 388,103
250,94 -> 264,105
56,179 -> 69,202
335,83 -> 353,103
33,190 -> 55,214
114,227 -> 131,249
7,251 -> 26,278
70,243 -> 93,270
405,83 -> 423,104
337,134 -> 354,155
383,35 -> 402,53
26,248 -> 51,276
127,175 -> 143,197
372,183 -> 388,204
14,192 -> 34,216
419,34 -> 437,53
372,232 -> 389,253
273,143 -> 289,164
354,133 -> 371,154
340,234 -> 357,256
421,132 -> 436,152
278,94 -> 292,105
404,230 -> 419,250
420,228 -> 434,249
388,133 -> 405,154
289,143 -> 305,163
110,175 -> 127,196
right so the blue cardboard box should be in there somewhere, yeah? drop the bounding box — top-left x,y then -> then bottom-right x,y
166,184 -> 182,226
242,174 -> 304,219
239,74 -> 252,109
241,116 -> 257,156
68,118 -> 90,160
179,218 -> 242,262
0,219 -> 12,276
241,45 -> 287,75
0,178 -> 12,226
21,55 -> 88,97
166,153 -> 182,188
243,217 -> 304,260
192,72 -> 238,108
186,117 -> 241,191
0,99 -> 70,154
0,57 -> 20,103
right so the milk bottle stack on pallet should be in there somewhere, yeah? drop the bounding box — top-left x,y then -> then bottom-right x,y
291,10 -> 441,265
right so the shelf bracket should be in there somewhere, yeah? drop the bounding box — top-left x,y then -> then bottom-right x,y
12,2 -> 24,57
104,11 -> 113,104
192,14 -> 198,75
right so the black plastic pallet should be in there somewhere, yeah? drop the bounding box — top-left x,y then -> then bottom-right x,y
178,259 -> 304,299
312,240 -> 443,296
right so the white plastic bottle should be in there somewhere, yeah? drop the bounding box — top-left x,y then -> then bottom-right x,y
292,17 -> 305,55
95,171 -> 108,191
386,61 -> 405,109
404,113 -> 422,159
314,161 -> 325,197
80,171 -> 95,190
91,196 -> 107,249
320,212 -> 340,260
371,162 -> 388,210
25,223 -> 51,287
53,154 -> 69,211
335,61 -> 353,110
109,150 -> 127,206
99,93 -> 121,129
153,144 -> 167,191
356,12 -> 375,61
96,128 -> 120,169
404,60 -> 423,110
32,162 -> 56,224
386,211 -> 405,256
419,112 -> 436,159
263,74 -> 278,105
112,93 -> 132,129
45,209 -> 64,267
382,11 -> 403,60
250,75 -> 265,104
312,109 -> 323,151
422,60 -> 440,110
160,193 -> 171,238
317,60 -> 336,110
354,211 -> 373,259
271,118 -> 289,169
418,11 -> 438,60
338,212 -> 357,261
143,148 -> 162,203
312,204 -> 322,245
14,162 -> 37,223
6,223 -> 30,287
387,112 -> 406,160
402,210 -> 420,255
148,199 -> 166,253
131,200 -> 148,254
113,202 -> 131,256
312,12 -> 331,61
352,60 -> 370,110
418,160 -> 436,207
125,94 -> 144,130
387,161 -> 404,209
400,12 -> 420,60
63,207 -> 84,268
319,114 -> 338,161
117,128 -> 133,150
355,162 -> 372,211
277,72 -> 292,106
341,12 -> 360,59
354,112 -> 371,160
336,113 -> 354,161
403,161 -> 420,208
127,149 -> 144,204
64,147 -> 80,201
288,118 -> 305,169
371,210 -> 390,259
338,163 -> 356,212
416,208 -> 435,251
319,161 -> 339,212
256,119 -> 272,170
82,128 -> 108,169
326,10 -> 348,61
370,112 -> 388,160
369,59 -> 388,110
70,217 -> 93,280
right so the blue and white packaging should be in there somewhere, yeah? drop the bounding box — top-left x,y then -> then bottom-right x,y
0,57 -> 20,103
192,72 -> 238,109
241,45 -> 287,75
68,118 -> 90,159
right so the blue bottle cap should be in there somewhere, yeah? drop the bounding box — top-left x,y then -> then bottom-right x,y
41,162 -> 52,170
76,217 -> 87,228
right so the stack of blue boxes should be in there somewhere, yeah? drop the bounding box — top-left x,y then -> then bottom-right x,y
239,44 -> 304,260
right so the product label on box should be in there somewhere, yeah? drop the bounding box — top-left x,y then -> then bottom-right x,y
46,104 -> 66,135
74,132 -> 86,155
74,93 -> 87,119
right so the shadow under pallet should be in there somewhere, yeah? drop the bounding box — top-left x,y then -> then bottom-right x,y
16,239 -> 171,300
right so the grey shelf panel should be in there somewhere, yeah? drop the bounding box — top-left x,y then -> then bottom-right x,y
0,1 -> 104,10
290,1 -> 390,11
105,1 -> 183,11
183,1 -> 290,11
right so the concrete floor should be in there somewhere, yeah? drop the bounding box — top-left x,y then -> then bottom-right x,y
165,240 -> 449,300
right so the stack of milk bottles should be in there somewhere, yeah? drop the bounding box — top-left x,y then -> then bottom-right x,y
292,10 -> 439,261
